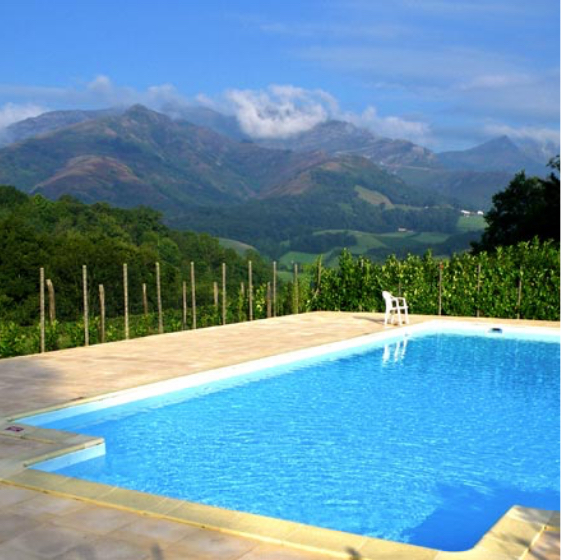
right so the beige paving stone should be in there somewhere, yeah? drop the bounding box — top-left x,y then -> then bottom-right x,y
284,525 -> 367,556
526,529 -> 560,560
164,528 -> 258,559
114,514 -> 204,544
0,541 -> 43,560
507,505 -> 554,526
4,524 -> 92,558
166,500 -> 244,531
435,549 -> 512,559
239,544 -> 340,560
54,477 -> 115,501
0,484 -> 38,507
58,536 -> 152,560
478,517 -> 543,557
51,504 -> 141,534
101,486 -> 169,513
548,511 -> 560,529
0,513 -> 42,544
12,493 -> 86,518
358,537 -> 438,560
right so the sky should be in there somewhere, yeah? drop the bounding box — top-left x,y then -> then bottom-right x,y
0,0 -> 558,151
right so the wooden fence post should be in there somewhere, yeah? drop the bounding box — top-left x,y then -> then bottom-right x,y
222,263 -> 227,325
248,260 -> 253,321
266,282 -> 272,318
99,284 -> 106,343
273,261 -> 277,317
190,261 -> 197,330
123,263 -> 129,339
476,263 -> 481,318
438,262 -> 443,316
142,283 -> 148,316
517,268 -> 523,320
83,265 -> 89,346
39,267 -> 45,353
182,281 -> 187,330
293,263 -> 299,314
213,282 -> 219,309
155,262 -> 163,334
46,279 -> 56,323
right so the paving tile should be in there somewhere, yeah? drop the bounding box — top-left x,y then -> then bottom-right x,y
526,529 -> 560,560
239,544 -> 335,560
165,528 -> 258,559
0,541 -> 43,560
113,515 -> 202,544
51,504 -> 141,534
0,513 -> 42,544
58,536 -> 152,560
0,485 -> 38,507
12,493 -> 86,518
5,524 -> 91,558
286,525 -> 367,555
435,549 -> 511,560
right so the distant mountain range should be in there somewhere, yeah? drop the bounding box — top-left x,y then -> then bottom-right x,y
2,104 -> 554,211
0,103 -> 556,259
0,105 -> 428,212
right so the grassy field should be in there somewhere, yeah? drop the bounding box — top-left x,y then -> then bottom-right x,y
227,215 -> 485,271
218,237 -> 256,255
276,229 -> 455,268
354,186 -> 393,207
457,214 -> 486,232
279,250 -> 333,268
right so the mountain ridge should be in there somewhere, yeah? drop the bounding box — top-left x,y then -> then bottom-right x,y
0,104 -> 433,212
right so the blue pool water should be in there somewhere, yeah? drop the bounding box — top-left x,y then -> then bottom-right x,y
27,329 -> 560,551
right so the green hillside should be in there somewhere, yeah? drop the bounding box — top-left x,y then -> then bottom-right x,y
0,186 -> 270,325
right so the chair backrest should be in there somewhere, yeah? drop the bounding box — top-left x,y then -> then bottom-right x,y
382,291 -> 393,310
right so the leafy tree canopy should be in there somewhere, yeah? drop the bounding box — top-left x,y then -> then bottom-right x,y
0,187 -> 270,324
475,157 -> 560,251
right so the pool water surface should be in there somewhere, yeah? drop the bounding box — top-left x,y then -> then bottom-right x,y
26,328 -> 560,551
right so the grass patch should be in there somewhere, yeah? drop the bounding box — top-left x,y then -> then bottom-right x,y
279,251 -> 329,268
354,186 -> 394,207
218,237 -> 256,255
457,215 -> 486,232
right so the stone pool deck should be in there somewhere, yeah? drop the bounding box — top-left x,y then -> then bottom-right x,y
0,312 -> 558,559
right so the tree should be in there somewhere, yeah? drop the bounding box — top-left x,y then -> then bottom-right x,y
475,157 -> 559,251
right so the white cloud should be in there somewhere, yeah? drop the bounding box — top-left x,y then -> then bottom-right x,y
0,102 -> 46,129
0,102 -> 47,142
344,106 -> 431,145
458,73 -> 533,91
223,84 -> 430,144
225,85 -> 333,139
0,76 -> 191,112
484,123 -> 560,148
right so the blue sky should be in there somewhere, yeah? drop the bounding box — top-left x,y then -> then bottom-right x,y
0,0 -> 558,151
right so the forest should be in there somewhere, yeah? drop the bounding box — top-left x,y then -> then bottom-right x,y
0,186 -> 271,326
0,158 -> 558,358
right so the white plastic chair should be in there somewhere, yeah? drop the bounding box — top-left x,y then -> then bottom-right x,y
382,291 -> 409,326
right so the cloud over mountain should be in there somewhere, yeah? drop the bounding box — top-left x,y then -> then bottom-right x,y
0,102 -> 46,140
225,85 -> 334,139
224,84 -> 430,143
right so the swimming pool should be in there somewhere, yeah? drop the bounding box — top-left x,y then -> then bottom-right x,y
23,323 -> 560,551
